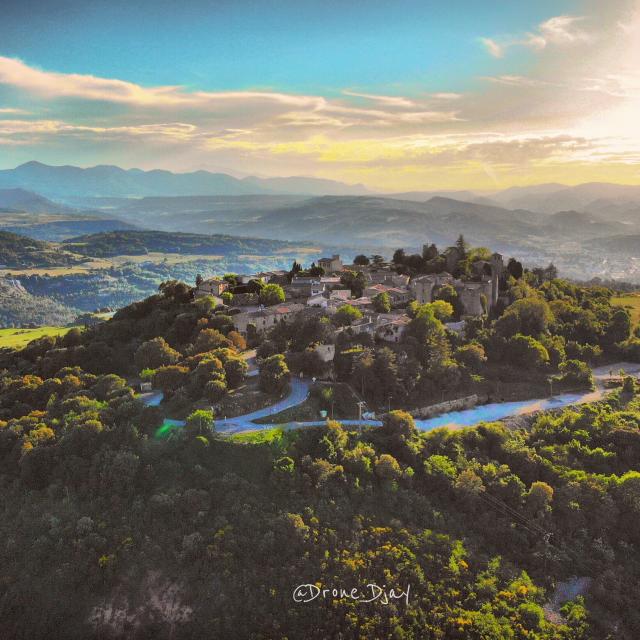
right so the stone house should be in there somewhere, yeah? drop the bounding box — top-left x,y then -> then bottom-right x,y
376,315 -> 410,343
318,254 -> 343,273
196,277 -> 228,298
286,276 -> 325,299
306,294 -> 328,308
232,303 -> 306,335
347,316 -> 376,335
364,284 -> 411,306
254,270 -> 290,285
329,288 -> 351,301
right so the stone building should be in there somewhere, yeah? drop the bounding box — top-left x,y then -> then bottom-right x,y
232,303 -> 306,335
318,254 -> 343,273
195,277 -> 228,298
409,273 -> 455,305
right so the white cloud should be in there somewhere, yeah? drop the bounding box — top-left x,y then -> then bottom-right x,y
482,15 -> 591,58
431,93 -> 463,100
342,91 -> 416,108
481,75 -> 553,88
480,38 -> 504,58
0,56 -> 324,111
0,107 -> 31,115
538,16 -> 590,46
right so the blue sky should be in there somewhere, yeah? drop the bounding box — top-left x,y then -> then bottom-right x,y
0,0 -> 638,189
1,0 -> 575,94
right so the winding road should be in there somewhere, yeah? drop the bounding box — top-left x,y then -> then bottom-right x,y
140,362 -> 640,435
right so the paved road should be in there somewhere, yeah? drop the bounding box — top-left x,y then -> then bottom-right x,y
216,377 -> 312,432
140,362 -> 640,435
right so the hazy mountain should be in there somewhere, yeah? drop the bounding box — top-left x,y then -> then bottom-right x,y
106,193 -> 634,255
585,234 -> 640,253
541,210 -> 633,238
491,182 -> 640,214
123,195 -> 554,252
489,183 -> 567,207
0,188 -> 71,214
384,190 -> 497,207
0,161 -> 269,199
0,162 -> 374,200
241,175 -> 371,196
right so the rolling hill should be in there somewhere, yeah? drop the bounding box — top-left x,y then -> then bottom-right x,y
62,229 -> 319,258
0,188 -> 72,213
110,193 -> 628,253
0,231 -> 84,268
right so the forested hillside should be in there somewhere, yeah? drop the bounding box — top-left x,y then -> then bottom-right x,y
0,279 -> 78,328
0,276 -> 639,638
63,230 -> 317,258
0,231 -> 82,268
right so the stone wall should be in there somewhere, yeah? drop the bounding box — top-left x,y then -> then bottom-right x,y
410,393 -> 488,419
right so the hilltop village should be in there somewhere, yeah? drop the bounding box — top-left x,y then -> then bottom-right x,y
196,239 -> 505,349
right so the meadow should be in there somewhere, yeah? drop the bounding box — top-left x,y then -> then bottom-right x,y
0,325 -> 77,349
612,293 -> 640,327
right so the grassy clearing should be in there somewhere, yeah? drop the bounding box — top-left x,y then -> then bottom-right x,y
0,265 -> 100,276
0,325 -> 78,349
106,253 -> 224,266
612,293 -> 640,327
229,427 -> 285,444
0,253 -> 225,276
228,427 -> 300,452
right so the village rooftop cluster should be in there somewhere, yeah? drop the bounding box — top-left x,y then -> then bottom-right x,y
194,242 -> 506,360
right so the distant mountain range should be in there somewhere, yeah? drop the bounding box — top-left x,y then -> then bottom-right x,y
1,161 -> 639,282
487,182 -> 640,220
105,193 -> 636,251
3,161 -> 640,221
0,161 -> 371,200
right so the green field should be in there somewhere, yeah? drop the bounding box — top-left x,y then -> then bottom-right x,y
0,326 -> 77,349
612,293 -> 640,327
228,427 -> 300,449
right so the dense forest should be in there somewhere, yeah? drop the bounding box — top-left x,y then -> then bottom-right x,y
0,231 -> 82,268
0,273 -> 639,638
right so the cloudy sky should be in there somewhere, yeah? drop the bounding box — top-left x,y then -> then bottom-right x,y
1,0 -> 639,191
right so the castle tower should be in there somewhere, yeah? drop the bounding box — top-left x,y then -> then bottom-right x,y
490,253 -> 503,308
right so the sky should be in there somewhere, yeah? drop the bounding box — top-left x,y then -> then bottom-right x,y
0,0 -> 639,191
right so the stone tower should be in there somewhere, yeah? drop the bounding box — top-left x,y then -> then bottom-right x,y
490,253 -> 503,308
